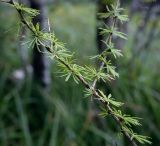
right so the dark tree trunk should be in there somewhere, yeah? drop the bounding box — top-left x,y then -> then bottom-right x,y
30,0 -> 50,89
27,0 -> 50,132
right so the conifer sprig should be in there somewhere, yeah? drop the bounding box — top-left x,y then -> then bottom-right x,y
1,0 -> 151,145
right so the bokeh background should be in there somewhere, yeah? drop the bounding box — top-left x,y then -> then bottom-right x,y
0,0 -> 160,146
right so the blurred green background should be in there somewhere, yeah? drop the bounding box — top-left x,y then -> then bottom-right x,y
0,0 -> 160,146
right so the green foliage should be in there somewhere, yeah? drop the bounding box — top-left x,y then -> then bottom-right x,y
0,1 -> 153,146
84,65 -> 114,82
113,110 -> 141,126
98,91 -> 124,107
98,3 -> 128,23
100,26 -> 128,40
122,126 -> 152,144
13,2 -> 39,17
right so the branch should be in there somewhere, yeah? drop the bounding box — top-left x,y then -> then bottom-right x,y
1,1 -> 149,146
89,2 -> 137,145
